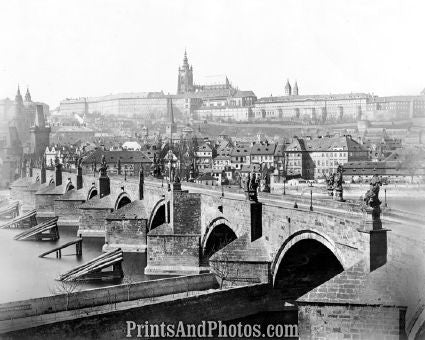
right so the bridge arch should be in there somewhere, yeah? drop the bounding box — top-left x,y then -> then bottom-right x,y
271,230 -> 345,298
87,185 -> 98,200
114,192 -> 132,210
201,217 -> 237,260
148,198 -> 167,231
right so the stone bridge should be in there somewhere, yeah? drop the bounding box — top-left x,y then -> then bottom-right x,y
10,166 -> 378,294
9,164 -> 425,339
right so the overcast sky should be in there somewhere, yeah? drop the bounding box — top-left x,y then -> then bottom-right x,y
0,0 -> 424,108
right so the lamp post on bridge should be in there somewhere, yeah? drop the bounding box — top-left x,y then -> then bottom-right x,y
384,188 -> 387,207
309,189 -> 313,211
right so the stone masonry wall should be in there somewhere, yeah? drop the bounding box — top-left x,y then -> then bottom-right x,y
147,234 -> 202,275
105,219 -> 147,251
79,208 -> 112,235
54,199 -> 85,224
298,304 -> 406,340
171,191 -> 202,234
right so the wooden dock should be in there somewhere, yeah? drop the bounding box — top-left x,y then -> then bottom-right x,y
0,209 -> 37,229
14,217 -> 59,241
57,249 -> 124,282
0,201 -> 20,219
39,237 -> 83,258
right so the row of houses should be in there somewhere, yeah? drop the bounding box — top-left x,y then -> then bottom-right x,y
195,135 -> 369,181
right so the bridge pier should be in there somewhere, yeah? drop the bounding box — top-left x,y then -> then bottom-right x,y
145,181 -> 209,275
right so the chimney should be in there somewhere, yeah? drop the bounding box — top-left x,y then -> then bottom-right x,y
139,166 -> 144,200
41,159 -> 46,184
55,162 -> 62,186
77,163 -> 83,189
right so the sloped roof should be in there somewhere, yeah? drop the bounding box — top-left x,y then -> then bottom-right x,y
230,145 -> 250,157
210,234 -> 272,263
106,200 -> 148,220
197,143 -> 213,152
56,188 -> 87,201
83,150 -> 152,164
305,136 -> 367,152
148,223 -> 173,235
79,194 -> 115,210
250,143 -> 276,155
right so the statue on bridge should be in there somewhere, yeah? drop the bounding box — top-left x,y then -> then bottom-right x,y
99,155 -> 108,177
333,165 -> 344,201
262,172 -> 270,193
364,175 -> 382,230
326,172 -> 335,197
244,172 -> 260,202
364,175 -> 381,208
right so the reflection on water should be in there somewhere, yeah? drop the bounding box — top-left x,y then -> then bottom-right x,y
0,225 -> 153,303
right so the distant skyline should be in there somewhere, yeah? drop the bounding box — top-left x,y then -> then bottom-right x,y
0,0 -> 424,108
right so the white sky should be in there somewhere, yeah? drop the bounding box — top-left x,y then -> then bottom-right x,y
0,0 -> 424,108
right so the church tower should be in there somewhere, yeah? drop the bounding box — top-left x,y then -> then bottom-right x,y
29,105 -> 51,158
13,85 -> 27,146
24,87 -> 32,103
293,81 -> 299,96
177,50 -> 194,94
284,79 -> 292,96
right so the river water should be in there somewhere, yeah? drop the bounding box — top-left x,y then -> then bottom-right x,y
0,223 -> 153,303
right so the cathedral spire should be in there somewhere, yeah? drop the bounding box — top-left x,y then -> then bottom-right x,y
25,86 -> 32,102
284,79 -> 292,96
15,84 -> 23,105
293,81 -> 299,96
183,49 -> 188,66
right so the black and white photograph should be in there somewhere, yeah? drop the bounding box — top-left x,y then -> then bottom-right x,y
0,0 -> 424,339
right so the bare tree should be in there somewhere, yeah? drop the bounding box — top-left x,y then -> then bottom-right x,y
206,236 -> 241,289
122,262 -> 140,301
49,280 -> 81,311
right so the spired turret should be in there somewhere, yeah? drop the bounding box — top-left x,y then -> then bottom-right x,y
284,79 -> 292,96
24,87 -> 32,102
293,81 -> 299,96
15,85 -> 23,106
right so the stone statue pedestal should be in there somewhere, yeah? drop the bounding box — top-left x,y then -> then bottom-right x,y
333,188 -> 344,201
365,205 -> 382,230
245,189 -> 258,202
327,188 -> 333,197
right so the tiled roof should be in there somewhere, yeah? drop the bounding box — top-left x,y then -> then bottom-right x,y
230,146 -> 250,156
106,200 -> 148,220
304,136 -> 367,152
83,150 -> 152,164
197,143 -> 213,152
250,143 -> 276,155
